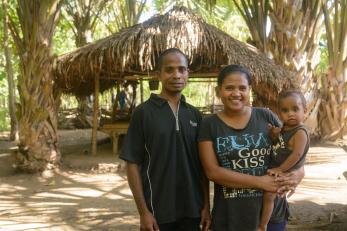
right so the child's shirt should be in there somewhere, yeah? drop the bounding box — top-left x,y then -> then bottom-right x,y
270,125 -> 310,170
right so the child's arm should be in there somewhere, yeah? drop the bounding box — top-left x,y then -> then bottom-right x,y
268,124 -> 282,142
276,129 -> 308,172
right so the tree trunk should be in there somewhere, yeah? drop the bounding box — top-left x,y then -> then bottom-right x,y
16,52 -> 61,172
2,0 -> 18,141
9,0 -> 62,172
318,69 -> 347,140
318,2 -> 347,140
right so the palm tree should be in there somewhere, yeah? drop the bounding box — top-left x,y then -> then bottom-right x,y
319,0 -> 347,139
8,0 -> 62,172
233,0 -> 324,77
230,0 -> 324,134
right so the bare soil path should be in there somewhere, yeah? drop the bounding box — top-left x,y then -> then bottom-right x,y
0,130 -> 347,231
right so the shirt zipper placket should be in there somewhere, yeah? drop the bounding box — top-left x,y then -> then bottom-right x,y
170,101 -> 180,131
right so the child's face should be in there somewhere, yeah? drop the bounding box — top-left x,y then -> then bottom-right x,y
279,95 -> 305,128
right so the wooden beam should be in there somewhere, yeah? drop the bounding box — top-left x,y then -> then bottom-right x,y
91,72 -> 100,155
99,72 -> 218,80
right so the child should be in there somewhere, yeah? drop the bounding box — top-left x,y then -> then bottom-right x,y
258,90 -> 310,231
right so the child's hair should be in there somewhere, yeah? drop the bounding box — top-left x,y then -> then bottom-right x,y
156,48 -> 188,71
278,90 -> 307,109
217,64 -> 252,86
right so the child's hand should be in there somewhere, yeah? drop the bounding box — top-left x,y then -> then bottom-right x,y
268,124 -> 281,142
267,167 -> 283,177
286,187 -> 296,198
277,185 -> 296,198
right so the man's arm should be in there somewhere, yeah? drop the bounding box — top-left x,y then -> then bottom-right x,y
126,162 -> 159,231
200,172 -> 211,231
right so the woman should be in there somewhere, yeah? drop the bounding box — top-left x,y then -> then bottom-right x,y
198,65 -> 303,231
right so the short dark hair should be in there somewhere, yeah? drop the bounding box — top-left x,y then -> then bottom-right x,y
217,64 -> 252,86
156,48 -> 189,71
278,90 -> 307,109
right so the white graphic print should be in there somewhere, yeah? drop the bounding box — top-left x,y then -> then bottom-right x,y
215,132 -> 271,198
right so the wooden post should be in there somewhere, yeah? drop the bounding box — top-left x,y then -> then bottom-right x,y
112,132 -> 119,155
140,79 -> 144,103
91,73 -> 100,155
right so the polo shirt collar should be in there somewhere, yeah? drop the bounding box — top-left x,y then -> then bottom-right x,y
149,93 -> 187,107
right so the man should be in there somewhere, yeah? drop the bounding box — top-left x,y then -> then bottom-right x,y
120,48 -> 211,231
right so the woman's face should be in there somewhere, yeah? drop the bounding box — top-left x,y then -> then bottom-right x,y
218,72 -> 250,112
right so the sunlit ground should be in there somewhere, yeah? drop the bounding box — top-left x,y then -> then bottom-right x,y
0,171 -> 139,231
288,145 -> 347,230
0,140 -> 347,230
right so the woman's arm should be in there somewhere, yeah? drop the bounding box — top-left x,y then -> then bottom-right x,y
199,141 -> 278,192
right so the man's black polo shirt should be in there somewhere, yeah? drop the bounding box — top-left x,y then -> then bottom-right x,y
120,93 -> 203,224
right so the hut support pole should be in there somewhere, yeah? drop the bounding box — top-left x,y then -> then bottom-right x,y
91,73 -> 100,155
140,80 -> 144,103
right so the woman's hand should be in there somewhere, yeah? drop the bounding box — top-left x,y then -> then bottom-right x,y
267,167 -> 283,177
257,174 -> 279,193
275,167 -> 305,197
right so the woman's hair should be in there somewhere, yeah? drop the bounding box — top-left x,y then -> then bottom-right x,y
217,64 -> 252,86
278,90 -> 307,109
156,48 -> 188,71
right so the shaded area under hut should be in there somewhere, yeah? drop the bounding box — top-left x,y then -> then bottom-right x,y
54,6 -> 297,155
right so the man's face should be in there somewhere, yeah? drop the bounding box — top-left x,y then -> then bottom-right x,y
158,52 -> 188,95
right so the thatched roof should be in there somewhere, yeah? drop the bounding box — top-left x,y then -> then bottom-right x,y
54,6 -> 297,98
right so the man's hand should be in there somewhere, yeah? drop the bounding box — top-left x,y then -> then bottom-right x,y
140,211 -> 159,231
200,206 -> 211,231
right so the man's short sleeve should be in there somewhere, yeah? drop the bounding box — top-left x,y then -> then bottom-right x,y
120,107 -> 145,164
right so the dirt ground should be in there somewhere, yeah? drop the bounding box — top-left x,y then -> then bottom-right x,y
1,129 -> 347,231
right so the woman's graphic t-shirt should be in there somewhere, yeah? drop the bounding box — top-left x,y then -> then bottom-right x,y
198,107 -> 281,231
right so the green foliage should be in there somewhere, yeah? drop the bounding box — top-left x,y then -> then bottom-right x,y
0,72 -> 10,133
60,94 -> 78,109
183,80 -> 217,108
138,78 -> 218,109
0,107 -> 10,131
316,41 -> 329,74
53,16 -> 76,55
154,0 -> 249,41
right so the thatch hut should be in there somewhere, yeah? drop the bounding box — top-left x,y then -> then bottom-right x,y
54,6 -> 297,154
55,6 -> 296,101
